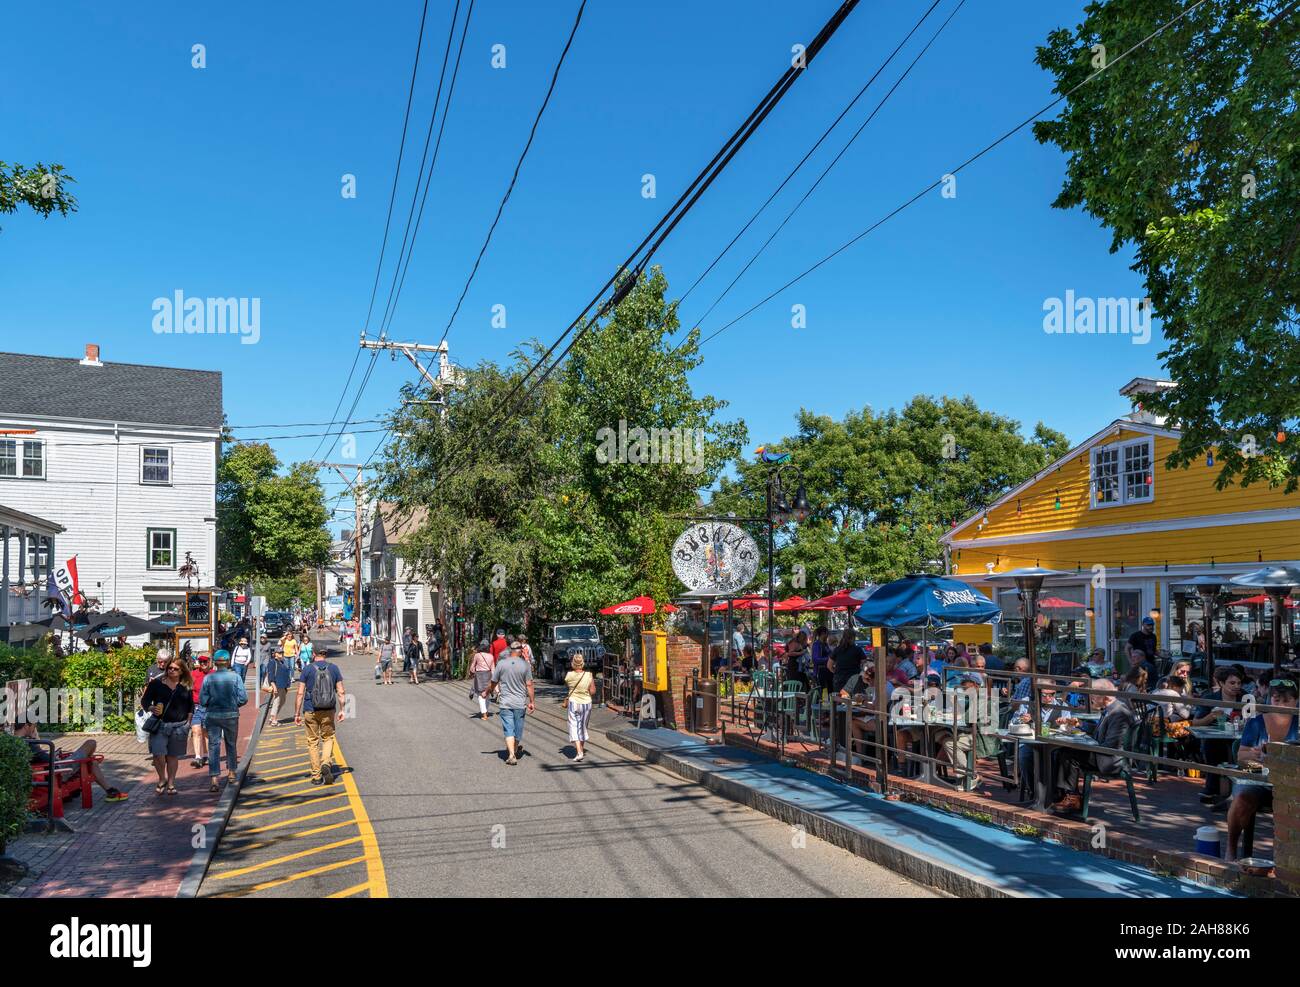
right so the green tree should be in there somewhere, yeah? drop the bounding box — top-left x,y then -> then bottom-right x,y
1033,0 -> 1299,489
217,443 -> 331,586
712,397 -> 1069,594
0,161 -> 77,232
376,267 -> 746,636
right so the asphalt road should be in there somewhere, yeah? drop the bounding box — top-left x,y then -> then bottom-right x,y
315,644 -> 937,898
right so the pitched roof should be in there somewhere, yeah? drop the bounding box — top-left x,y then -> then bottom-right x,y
0,350 -> 223,429
372,502 -> 428,549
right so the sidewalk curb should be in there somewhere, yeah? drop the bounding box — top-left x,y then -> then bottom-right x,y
607,727 -> 1012,899
177,696 -> 270,898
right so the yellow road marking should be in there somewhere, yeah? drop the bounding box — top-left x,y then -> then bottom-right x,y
232,792 -> 346,820
328,882 -> 371,898
225,819 -> 359,856
333,740 -> 388,898
250,753 -> 307,767
241,805 -> 352,834
238,784 -> 330,803
214,854 -> 368,897
246,767 -> 311,784
209,835 -> 363,880
243,775 -> 317,794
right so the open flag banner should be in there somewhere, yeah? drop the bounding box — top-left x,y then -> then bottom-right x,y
52,556 -> 82,608
46,571 -> 72,618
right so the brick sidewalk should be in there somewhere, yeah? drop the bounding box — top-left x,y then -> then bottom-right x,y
4,696 -> 262,898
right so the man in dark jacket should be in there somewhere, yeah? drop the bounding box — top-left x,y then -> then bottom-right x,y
1051,680 -> 1139,813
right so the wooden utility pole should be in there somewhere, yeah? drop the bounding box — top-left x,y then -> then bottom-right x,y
313,462 -> 376,626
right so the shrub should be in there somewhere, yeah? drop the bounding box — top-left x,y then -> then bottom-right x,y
0,636 -> 66,691
60,646 -> 156,730
0,732 -> 31,851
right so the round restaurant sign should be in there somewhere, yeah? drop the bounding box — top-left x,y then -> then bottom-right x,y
671,522 -> 760,595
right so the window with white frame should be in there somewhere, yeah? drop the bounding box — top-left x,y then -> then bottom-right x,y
141,446 -> 172,484
0,438 -> 44,478
147,528 -> 176,569
1090,437 -> 1154,508
26,538 -> 50,572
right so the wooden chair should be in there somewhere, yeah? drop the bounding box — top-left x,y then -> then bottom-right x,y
29,752 -> 102,819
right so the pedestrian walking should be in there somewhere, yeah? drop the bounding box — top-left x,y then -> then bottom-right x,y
379,637 -> 395,685
563,651 -> 597,762
294,647 -> 345,785
140,655 -> 195,795
188,653 -> 212,768
281,629 -> 299,673
200,651 -> 248,793
361,616 -> 372,651
485,640 -> 534,765
261,648 -> 292,725
406,632 -> 424,685
344,620 -> 355,655
469,639 -> 494,719
299,632 -> 314,668
489,628 -> 508,662
231,636 -> 253,682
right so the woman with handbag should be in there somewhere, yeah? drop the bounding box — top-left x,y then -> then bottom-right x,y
563,652 -> 597,762
140,656 -> 195,795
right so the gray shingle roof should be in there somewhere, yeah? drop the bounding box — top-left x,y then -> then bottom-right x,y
0,350 -> 223,429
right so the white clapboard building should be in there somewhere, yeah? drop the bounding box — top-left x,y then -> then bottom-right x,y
0,344 -> 222,642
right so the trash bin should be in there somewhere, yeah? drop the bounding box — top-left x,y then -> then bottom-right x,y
696,677 -> 719,733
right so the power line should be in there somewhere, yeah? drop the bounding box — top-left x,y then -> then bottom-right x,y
696,0 -> 1214,350
412,0 -> 867,488
436,0 -> 588,348
675,0 -> 946,311
312,0 -> 432,465
684,0 -> 966,340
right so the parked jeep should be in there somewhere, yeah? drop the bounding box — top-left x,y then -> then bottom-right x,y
541,622 -> 605,683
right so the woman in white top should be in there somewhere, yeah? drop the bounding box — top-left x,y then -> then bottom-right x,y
563,652 -> 597,762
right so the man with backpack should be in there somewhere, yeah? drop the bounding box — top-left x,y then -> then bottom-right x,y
294,646 -> 346,785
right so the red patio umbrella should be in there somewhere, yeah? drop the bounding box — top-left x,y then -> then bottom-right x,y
1231,594 -> 1298,607
805,589 -> 859,610
1037,596 -> 1085,610
710,594 -> 769,611
773,595 -> 811,611
599,596 -> 678,616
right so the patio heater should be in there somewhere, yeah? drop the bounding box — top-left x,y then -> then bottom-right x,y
1178,576 -> 1224,684
1230,565 -> 1300,677
764,464 -> 810,667
987,567 -> 1068,810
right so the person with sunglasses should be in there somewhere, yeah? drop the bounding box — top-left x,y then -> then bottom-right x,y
1225,679 -> 1298,861
140,657 -> 195,795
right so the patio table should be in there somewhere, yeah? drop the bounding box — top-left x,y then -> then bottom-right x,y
1189,725 -> 1239,742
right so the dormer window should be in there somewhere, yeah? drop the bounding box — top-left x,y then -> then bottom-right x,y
1090,437 -> 1154,508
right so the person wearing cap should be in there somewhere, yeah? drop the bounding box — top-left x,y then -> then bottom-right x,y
1127,616 -> 1159,674
485,640 -> 534,765
200,651 -> 248,793
489,629 -> 508,663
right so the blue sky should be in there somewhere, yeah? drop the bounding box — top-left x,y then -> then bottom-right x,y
1,0 -> 1167,528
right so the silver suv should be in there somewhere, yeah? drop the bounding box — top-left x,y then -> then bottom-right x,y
541,623 -> 605,683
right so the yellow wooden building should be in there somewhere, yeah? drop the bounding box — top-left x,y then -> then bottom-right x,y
942,379 -> 1300,664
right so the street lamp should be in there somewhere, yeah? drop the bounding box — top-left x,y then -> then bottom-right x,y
1178,576 -> 1223,683
1230,565 -> 1300,676
764,465 -> 809,664
988,566 -> 1068,810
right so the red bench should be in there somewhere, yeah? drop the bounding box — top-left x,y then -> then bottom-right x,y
29,752 -> 103,819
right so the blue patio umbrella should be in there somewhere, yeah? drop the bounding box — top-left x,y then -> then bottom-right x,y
854,574 -> 1002,629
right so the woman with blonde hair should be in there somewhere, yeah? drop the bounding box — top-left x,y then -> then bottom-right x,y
563,650 -> 597,762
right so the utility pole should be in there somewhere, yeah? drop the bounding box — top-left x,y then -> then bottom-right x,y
359,335 -> 461,418
313,462 -> 377,629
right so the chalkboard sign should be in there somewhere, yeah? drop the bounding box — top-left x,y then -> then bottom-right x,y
185,591 -> 212,628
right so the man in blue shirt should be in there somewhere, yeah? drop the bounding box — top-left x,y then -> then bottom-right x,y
200,651 -> 247,791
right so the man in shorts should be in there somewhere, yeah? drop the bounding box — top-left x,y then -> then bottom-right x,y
485,641 -> 535,765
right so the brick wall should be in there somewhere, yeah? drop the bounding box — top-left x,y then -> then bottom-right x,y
1269,741 -> 1300,891
660,634 -> 703,728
